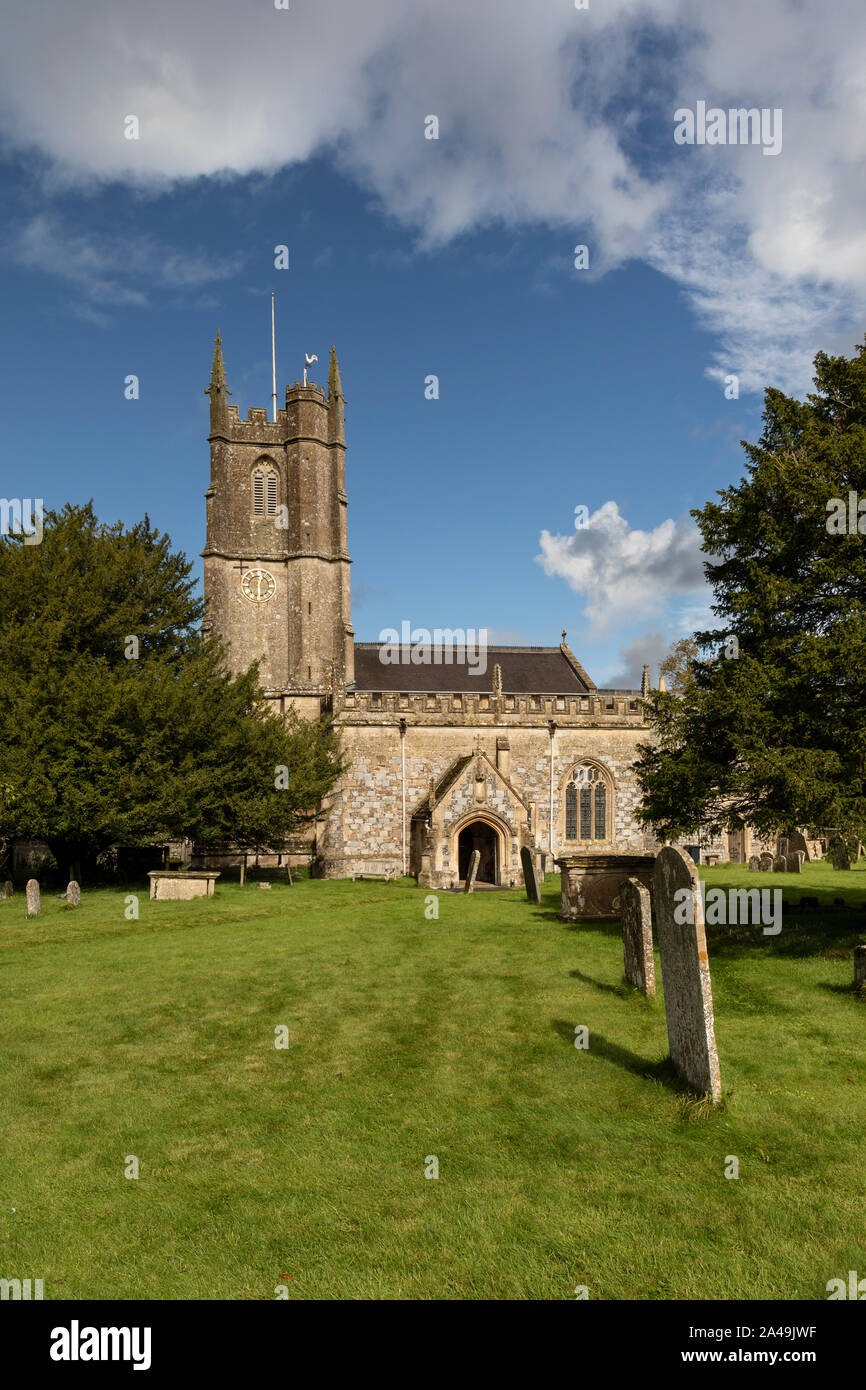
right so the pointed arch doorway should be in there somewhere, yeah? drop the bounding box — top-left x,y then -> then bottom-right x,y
458,820 -> 498,885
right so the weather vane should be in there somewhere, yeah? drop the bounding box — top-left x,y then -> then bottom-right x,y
304,352 -> 318,387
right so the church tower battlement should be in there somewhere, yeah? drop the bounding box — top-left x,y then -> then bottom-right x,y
202,333 -> 354,715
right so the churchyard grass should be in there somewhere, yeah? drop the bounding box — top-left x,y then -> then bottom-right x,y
1,863 -> 865,1300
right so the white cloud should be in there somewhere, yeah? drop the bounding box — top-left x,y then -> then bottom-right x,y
536,501 -> 708,632
1,1 -> 865,387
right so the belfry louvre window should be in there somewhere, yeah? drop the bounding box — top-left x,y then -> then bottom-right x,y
253,467 -> 278,516
565,764 -> 608,841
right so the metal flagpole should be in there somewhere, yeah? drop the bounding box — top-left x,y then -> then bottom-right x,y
271,291 -> 277,423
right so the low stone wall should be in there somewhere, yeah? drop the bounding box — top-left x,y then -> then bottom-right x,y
148,871 -> 220,901
555,852 -> 655,920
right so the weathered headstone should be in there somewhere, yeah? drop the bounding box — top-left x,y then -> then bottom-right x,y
259,882 -> 271,890
66,881 -> 81,907
830,835 -> 851,871
786,851 -> 804,874
777,836 -> 789,859
0,880 -> 13,899
759,852 -> 774,872
773,855 -> 787,873
520,846 -> 541,904
789,829 -> 810,861
533,849 -> 545,885
25,878 -> 40,917
748,855 -> 760,872
620,878 -> 655,996
463,849 -> 480,894
652,846 -> 722,1103
854,945 -> 866,991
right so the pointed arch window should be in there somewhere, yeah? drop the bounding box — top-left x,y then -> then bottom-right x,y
252,464 -> 279,516
564,764 -> 610,842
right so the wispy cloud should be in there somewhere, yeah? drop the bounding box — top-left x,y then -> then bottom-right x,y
7,213 -> 243,311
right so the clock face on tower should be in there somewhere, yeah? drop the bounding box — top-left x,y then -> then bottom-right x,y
241,567 -> 276,603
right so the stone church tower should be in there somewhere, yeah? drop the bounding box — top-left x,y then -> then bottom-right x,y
201,334 -> 354,718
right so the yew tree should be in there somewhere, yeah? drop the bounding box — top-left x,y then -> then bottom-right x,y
635,339 -> 866,843
0,503 -> 343,880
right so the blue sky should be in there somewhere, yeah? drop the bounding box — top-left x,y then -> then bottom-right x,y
2,0 -> 863,685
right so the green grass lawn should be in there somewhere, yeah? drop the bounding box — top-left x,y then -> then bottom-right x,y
2,863 -> 865,1300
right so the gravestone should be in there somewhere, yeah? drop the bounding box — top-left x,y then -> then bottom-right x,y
773,856 -> 787,873
786,852 -> 803,874
748,855 -> 760,872
854,945 -> 866,991
520,846 -> 541,904
25,879 -> 40,917
0,880 -> 13,899
463,849 -> 480,894
789,830 -> 810,861
259,882 -> 271,890
533,849 -> 545,885
759,853 -> 774,871
778,836 -> 789,859
652,846 -> 722,1103
620,878 -> 655,997
830,835 -> 851,871
66,881 -> 81,907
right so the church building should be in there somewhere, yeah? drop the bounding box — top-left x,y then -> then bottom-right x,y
201,336 -> 745,884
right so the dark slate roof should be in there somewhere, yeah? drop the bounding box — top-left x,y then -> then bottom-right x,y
351,644 -> 595,693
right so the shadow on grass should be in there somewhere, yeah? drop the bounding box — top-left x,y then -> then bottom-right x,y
819,981 -> 866,1001
704,914 -> 866,960
551,1018 -> 686,1094
568,965 -> 645,1000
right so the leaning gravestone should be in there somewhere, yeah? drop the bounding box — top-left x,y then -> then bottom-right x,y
25,879 -> 40,917
786,852 -> 803,874
520,846 -> 541,904
463,849 -> 480,895
773,855 -> 787,873
778,836 -> 789,859
620,878 -> 655,997
854,945 -> 866,991
748,855 -> 760,872
830,835 -> 851,871
0,880 -> 13,899
66,881 -> 81,907
759,852 -> 774,872
652,846 -> 722,1103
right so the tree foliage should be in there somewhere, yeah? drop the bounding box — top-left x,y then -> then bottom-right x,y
0,503 -> 344,878
635,340 -> 866,842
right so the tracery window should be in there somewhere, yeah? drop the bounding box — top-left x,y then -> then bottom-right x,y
564,764 -> 609,841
